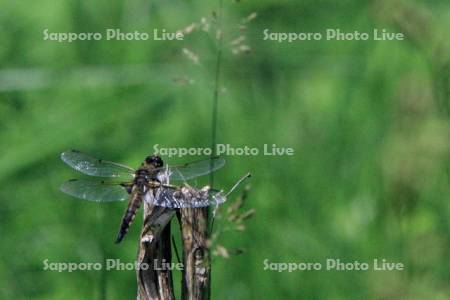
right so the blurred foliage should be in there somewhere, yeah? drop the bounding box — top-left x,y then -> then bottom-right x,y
0,0 -> 449,299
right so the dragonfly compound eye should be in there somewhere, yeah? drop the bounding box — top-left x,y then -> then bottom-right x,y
145,155 -> 164,168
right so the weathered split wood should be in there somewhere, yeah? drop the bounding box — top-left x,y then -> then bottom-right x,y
137,202 -> 176,300
179,207 -> 210,300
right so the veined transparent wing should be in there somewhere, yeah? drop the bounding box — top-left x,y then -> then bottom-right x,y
60,179 -> 129,202
61,150 -> 135,178
150,186 -> 226,208
161,157 -> 225,181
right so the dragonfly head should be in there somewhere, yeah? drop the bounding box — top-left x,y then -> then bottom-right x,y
145,155 -> 164,168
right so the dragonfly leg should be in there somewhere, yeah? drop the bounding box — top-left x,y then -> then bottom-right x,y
160,183 -> 178,189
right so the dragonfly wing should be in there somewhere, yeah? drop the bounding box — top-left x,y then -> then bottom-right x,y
149,188 -> 181,208
165,157 -> 226,181
151,186 -> 226,208
60,179 -> 129,202
61,150 -> 135,178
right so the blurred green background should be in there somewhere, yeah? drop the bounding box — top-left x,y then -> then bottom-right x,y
0,0 -> 449,299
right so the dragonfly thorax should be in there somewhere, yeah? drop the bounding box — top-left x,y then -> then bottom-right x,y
134,169 -> 152,185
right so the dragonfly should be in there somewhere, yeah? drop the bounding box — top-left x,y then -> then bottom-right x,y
60,150 -> 227,243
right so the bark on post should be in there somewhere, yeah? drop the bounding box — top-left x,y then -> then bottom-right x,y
135,196 -> 212,300
137,203 -> 176,300
179,208 -> 210,300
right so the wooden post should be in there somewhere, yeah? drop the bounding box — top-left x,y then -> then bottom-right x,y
137,203 -> 176,300
179,208 -> 210,300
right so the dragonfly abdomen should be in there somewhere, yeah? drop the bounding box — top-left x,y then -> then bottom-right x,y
115,189 -> 143,243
